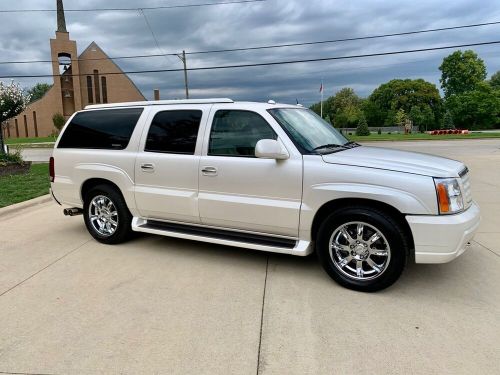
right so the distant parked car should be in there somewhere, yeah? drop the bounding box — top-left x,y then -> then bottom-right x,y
50,98 -> 480,292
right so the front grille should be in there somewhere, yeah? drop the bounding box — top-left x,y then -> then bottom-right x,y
460,167 -> 473,209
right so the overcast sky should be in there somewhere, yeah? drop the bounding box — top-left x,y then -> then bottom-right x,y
1,0 -> 499,105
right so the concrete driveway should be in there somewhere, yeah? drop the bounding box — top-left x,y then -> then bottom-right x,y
1,139 -> 499,374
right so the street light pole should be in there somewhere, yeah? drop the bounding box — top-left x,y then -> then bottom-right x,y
177,50 -> 189,99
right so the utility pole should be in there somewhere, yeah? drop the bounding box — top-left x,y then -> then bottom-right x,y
177,50 -> 189,99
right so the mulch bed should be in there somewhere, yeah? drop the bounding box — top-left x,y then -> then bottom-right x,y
0,162 -> 32,177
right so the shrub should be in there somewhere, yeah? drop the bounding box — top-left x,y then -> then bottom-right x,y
355,115 -> 370,136
0,145 -> 24,166
377,128 -> 382,135
52,113 -> 66,132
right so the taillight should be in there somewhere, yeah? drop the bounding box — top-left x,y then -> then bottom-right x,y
49,157 -> 55,182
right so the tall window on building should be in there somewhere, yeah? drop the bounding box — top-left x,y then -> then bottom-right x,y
93,70 -> 101,104
86,76 -> 93,103
101,76 -> 108,103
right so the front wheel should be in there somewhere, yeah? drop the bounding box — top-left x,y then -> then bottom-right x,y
83,185 -> 133,244
316,207 -> 409,292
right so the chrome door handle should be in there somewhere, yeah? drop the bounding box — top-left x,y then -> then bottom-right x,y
141,163 -> 155,172
201,166 -> 218,176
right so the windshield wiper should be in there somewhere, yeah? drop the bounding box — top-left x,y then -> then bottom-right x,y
311,144 -> 348,153
343,141 -> 361,148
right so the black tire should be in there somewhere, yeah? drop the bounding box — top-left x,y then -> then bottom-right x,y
316,206 -> 409,292
83,184 -> 133,244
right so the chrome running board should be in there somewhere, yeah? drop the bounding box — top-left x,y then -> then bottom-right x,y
131,217 -> 312,256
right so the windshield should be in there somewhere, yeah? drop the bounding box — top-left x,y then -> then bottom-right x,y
268,108 -> 349,154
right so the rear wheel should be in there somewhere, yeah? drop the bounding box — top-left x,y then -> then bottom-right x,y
83,185 -> 133,244
316,206 -> 409,292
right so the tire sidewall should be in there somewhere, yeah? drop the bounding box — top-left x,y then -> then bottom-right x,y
83,185 -> 132,244
316,207 -> 407,292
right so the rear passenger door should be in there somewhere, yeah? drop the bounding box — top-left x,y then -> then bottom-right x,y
134,106 -> 209,223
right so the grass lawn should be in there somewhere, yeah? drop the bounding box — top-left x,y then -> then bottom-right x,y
5,136 -> 56,145
348,132 -> 500,142
0,164 -> 50,208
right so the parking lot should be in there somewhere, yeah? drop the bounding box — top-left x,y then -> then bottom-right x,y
1,139 -> 499,374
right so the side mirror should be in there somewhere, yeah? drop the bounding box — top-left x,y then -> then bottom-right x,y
255,139 -> 289,160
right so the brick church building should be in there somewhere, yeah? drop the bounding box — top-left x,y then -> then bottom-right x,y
3,0 -> 145,139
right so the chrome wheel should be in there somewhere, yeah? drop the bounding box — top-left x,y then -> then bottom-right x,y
88,195 -> 119,237
329,221 -> 391,281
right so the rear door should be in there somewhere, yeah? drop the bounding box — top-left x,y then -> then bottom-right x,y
134,105 -> 210,223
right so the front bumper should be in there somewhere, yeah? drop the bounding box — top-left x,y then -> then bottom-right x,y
406,202 -> 480,263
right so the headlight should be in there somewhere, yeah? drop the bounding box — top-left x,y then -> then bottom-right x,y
434,178 -> 464,214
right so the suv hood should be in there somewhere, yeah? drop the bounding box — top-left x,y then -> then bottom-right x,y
321,146 -> 464,177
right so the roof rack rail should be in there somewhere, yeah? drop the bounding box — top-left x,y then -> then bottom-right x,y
85,98 -> 234,110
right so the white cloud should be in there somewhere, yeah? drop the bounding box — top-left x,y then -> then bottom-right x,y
0,0 -> 499,103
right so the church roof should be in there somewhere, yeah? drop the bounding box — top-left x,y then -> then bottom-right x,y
79,41 -> 145,100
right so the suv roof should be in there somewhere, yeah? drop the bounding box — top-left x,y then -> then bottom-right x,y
84,98 -> 303,111
85,98 -> 234,110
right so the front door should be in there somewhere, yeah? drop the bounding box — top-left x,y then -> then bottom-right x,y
134,106 -> 209,223
198,109 -> 303,237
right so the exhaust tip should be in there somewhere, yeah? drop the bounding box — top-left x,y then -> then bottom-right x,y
63,208 -> 83,216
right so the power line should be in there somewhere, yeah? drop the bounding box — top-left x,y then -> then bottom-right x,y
138,8 -> 190,98
1,40 -> 499,79
186,20 -> 500,55
139,8 -> 177,68
0,0 -> 266,13
0,20 -> 499,66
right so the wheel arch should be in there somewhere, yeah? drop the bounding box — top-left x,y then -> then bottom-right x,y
310,198 -> 414,254
81,178 -> 125,203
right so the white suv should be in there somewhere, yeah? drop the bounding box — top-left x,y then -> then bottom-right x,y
50,98 -> 480,292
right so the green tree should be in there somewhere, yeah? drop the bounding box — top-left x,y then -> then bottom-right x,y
332,88 -> 362,128
394,108 -> 407,127
310,95 -> 335,120
52,113 -> 66,133
409,106 -> 424,132
445,82 -> 500,129
0,81 -> 31,154
311,87 -> 363,128
355,114 -> 370,136
420,105 -> 435,132
439,50 -> 487,98
384,109 -> 397,126
361,99 -> 385,127
369,79 -> 442,129
442,111 -> 454,129
332,87 -> 361,110
489,71 -> 500,90
27,83 -> 52,103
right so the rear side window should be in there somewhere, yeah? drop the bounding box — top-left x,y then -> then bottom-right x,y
145,110 -> 202,154
208,110 -> 277,157
58,108 -> 143,150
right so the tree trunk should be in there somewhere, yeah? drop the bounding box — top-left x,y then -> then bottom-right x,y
0,122 -> 5,155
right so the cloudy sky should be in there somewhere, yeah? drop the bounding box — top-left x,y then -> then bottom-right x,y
0,0 -> 499,106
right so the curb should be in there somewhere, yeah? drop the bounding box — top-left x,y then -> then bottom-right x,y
0,194 -> 53,219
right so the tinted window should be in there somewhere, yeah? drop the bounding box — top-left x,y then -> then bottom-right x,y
145,110 -> 202,154
208,110 -> 276,157
58,108 -> 143,149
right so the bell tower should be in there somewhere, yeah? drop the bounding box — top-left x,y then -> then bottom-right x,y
50,0 -> 82,116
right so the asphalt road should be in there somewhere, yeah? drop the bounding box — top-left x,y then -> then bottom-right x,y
1,139 -> 499,374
